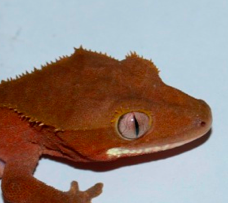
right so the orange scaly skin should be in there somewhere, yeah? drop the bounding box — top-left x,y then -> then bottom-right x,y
0,47 -> 212,203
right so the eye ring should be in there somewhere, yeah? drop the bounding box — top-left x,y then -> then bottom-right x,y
117,111 -> 151,140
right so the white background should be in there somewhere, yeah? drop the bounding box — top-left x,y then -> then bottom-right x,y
0,0 -> 227,203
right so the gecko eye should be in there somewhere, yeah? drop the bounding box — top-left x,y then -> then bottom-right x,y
117,112 -> 150,140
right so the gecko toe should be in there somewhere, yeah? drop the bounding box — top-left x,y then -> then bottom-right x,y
85,183 -> 103,198
67,181 -> 103,203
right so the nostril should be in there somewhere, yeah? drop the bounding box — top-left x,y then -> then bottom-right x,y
200,121 -> 206,127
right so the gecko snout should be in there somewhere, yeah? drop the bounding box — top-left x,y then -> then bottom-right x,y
195,99 -> 212,135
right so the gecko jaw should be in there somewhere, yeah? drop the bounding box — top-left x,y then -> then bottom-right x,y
106,136 -> 200,158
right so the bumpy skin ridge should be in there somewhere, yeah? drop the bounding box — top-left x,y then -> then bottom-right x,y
0,47 -> 158,131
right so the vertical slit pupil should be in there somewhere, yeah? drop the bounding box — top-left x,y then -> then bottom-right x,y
133,115 -> 139,137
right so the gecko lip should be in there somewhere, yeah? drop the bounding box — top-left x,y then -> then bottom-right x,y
106,137 -> 197,158
106,132 -> 206,158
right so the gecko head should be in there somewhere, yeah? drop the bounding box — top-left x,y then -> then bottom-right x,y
58,54 -> 212,161
100,56 -> 212,161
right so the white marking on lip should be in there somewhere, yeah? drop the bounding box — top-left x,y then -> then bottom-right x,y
106,137 -> 199,158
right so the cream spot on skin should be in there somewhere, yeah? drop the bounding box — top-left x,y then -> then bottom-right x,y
106,137 -> 200,158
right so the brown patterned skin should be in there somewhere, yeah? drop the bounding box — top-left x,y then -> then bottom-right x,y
0,47 -> 212,203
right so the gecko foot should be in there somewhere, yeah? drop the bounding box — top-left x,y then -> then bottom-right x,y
67,181 -> 103,203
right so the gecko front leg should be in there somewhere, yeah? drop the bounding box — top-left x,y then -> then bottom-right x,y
1,145 -> 102,203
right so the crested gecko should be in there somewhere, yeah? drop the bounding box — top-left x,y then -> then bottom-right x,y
0,47 -> 212,203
